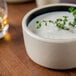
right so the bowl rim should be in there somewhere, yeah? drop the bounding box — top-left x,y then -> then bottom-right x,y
22,3 -> 76,43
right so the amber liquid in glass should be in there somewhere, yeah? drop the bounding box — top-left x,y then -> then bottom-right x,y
0,8 -> 9,38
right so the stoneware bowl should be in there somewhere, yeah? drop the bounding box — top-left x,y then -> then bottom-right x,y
22,3 -> 76,70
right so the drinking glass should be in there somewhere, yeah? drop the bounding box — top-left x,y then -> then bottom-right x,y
36,0 -> 60,7
0,0 -> 9,38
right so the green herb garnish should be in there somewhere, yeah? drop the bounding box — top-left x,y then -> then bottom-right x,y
69,7 -> 75,13
43,20 -> 47,26
49,20 -> 54,23
36,7 -> 76,31
36,21 -> 41,29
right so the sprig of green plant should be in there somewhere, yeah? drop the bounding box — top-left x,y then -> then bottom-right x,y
69,7 -> 75,13
49,20 -> 54,23
55,16 -> 69,30
36,20 -> 54,29
36,16 -> 69,30
63,16 -> 68,25
69,7 -> 76,16
36,7 -> 76,31
69,21 -> 76,27
68,7 -> 76,28
42,20 -> 47,26
36,21 -> 41,29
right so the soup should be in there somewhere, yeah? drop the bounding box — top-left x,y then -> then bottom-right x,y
28,11 -> 76,39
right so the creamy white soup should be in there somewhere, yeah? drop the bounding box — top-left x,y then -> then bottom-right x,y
28,11 -> 76,39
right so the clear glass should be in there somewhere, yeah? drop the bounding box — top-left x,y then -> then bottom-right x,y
0,0 -> 9,38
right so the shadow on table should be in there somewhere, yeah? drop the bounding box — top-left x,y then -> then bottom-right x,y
47,68 -> 76,72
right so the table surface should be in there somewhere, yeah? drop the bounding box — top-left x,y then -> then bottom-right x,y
0,1 -> 76,76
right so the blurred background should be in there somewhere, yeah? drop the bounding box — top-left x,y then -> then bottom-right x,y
6,0 -> 76,7
60,0 -> 76,3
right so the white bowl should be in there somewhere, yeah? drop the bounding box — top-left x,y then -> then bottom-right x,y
22,3 -> 76,70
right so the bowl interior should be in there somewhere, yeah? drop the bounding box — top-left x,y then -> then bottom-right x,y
26,5 -> 76,26
23,4 -> 76,42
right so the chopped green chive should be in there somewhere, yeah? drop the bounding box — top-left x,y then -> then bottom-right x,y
68,7 -> 75,13
73,10 -> 76,15
43,20 -> 47,26
49,20 -> 54,23
36,21 -> 39,23
35,7 -> 76,31
36,23 -> 41,29
36,21 -> 41,29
